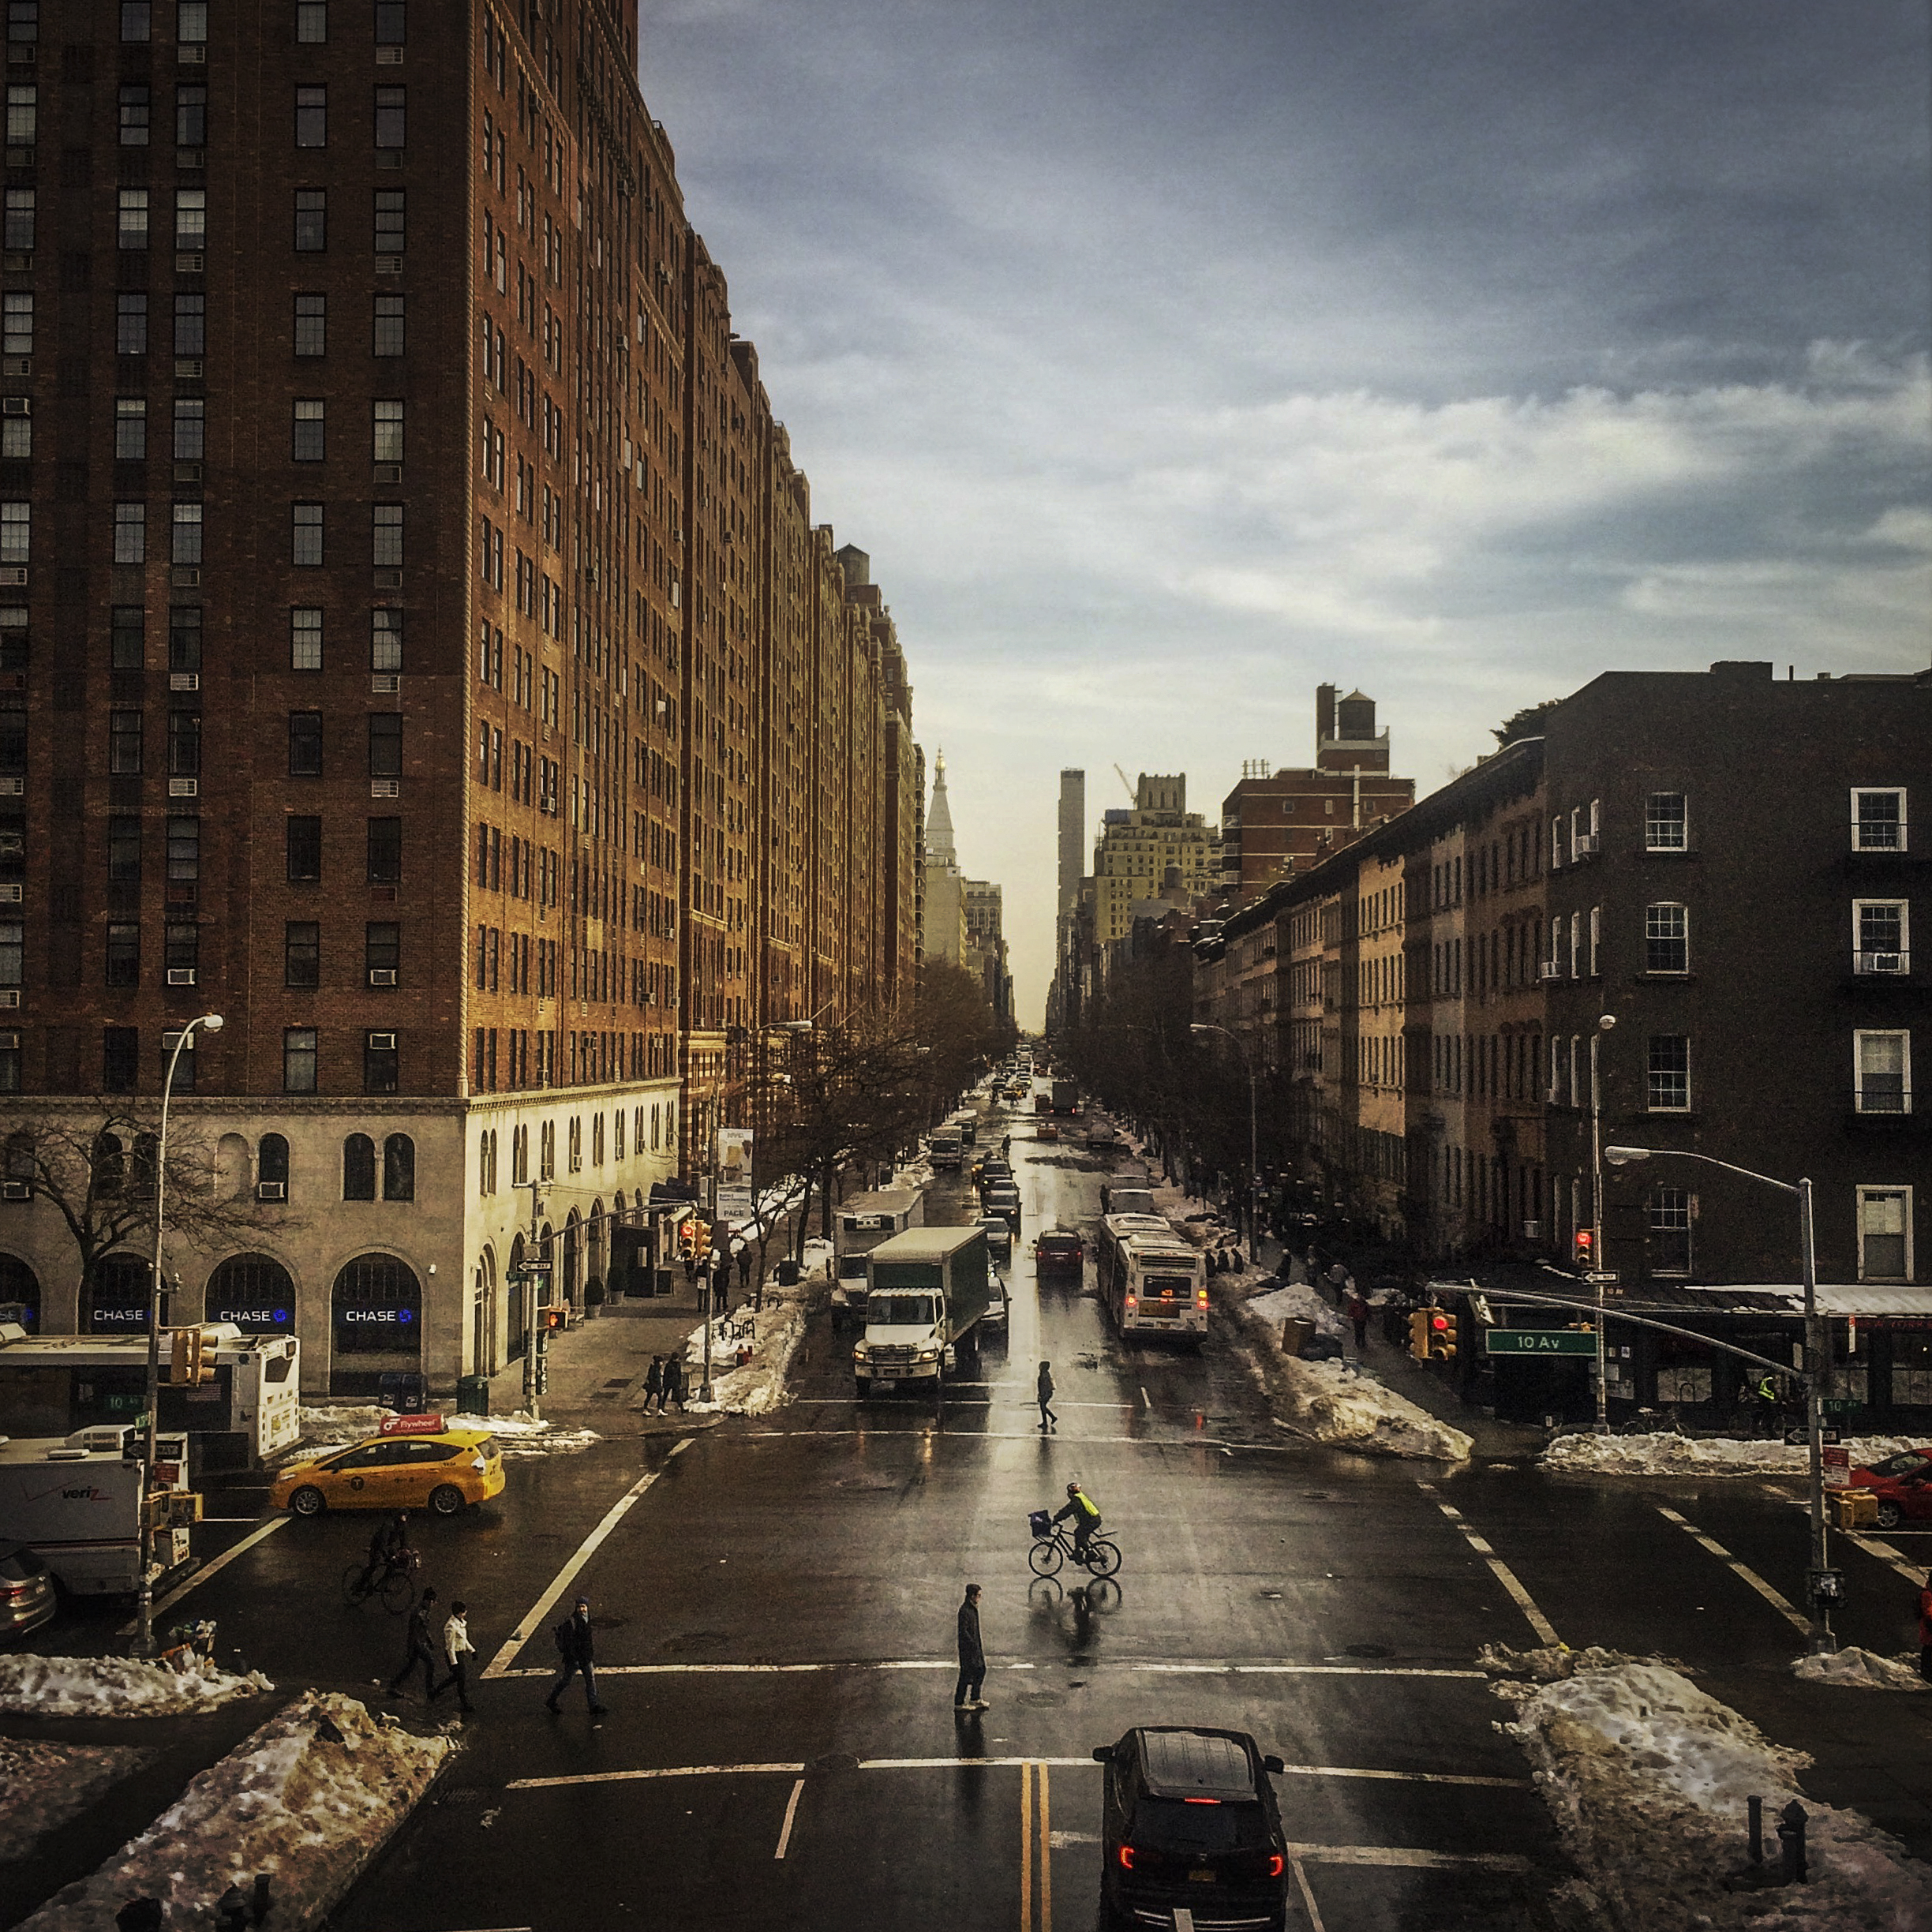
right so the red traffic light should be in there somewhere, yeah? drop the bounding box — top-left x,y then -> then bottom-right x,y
1428,1312 -> 1450,1334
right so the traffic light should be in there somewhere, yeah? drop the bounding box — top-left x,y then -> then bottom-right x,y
1429,1311 -> 1459,1360
1408,1310 -> 1432,1361
167,1326 -> 212,1385
1573,1228 -> 1595,1269
680,1219 -> 700,1258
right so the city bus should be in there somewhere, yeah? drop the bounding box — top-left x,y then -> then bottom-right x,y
1095,1214 -> 1208,1345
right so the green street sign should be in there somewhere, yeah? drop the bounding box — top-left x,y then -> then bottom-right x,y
1819,1398 -> 1864,1415
1485,1329 -> 1598,1357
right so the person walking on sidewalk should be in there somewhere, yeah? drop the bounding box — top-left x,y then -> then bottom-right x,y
1035,1360 -> 1058,1432
954,1583 -> 987,1712
1346,1290 -> 1371,1353
387,1586 -> 440,1701
664,1353 -> 685,1411
1919,1571 -> 1932,1683
737,1246 -> 753,1297
644,1355 -> 665,1413
546,1596 -> 608,1713
430,1599 -> 476,1713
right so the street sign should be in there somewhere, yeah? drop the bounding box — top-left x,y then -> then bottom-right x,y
1819,1398 -> 1863,1415
518,1258 -> 552,1275
1822,1445 -> 1851,1477
1485,1329 -> 1598,1357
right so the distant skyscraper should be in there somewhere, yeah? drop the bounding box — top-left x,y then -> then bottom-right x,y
1057,770 -> 1086,927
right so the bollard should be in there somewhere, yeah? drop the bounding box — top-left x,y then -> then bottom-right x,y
1777,1799 -> 1809,1885
215,1885 -> 249,1932
115,1904 -> 163,1932
253,1873 -> 272,1925
1747,1795 -> 1763,1864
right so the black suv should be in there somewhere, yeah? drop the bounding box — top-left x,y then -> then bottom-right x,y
1092,1726 -> 1289,1930
1034,1229 -> 1084,1278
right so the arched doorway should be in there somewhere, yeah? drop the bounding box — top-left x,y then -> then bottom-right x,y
563,1208 -> 582,1310
506,1233 -> 529,1361
85,1252 -> 152,1333
586,1199 -> 606,1305
204,1253 -> 297,1335
329,1252 -> 421,1398
0,1252 -> 39,1330
472,1245 -> 496,1377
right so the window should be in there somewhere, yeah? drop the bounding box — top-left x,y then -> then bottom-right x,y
175,83 -> 206,147
373,399 -> 403,463
174,188 -> 205,249
294,292 -> 326,357
106,922 -> 140,987
1646,903 -> 1688,975
0,404 -> 26,459
1852,788 -> 1906,853
368,712 -> 402,777
0,706 -> 21,781
383,1130 -> 413,1197
288,711 -> 322,777
294,85 -> 326,148
290,606 -> 322,670
283,1028 -> 318,1094
294,189 -> 327,252
292,501 -> 323,566
365,1032 -> 399,1095
5,3 -> 32,43
374,188 -> 405,254
367,816 -> 400,882
1647,1034 -> 1690,1112
1856,1186 -> 1911,1282
170,502 -> 202,565
373,85 -> 405,148
284,920 -> 319,987
173,293 -> 204,357
0,915 -> 17,987
122,188 -> 156,253
4,84 -> 33,148
374,0 -> 404,43
168,605 -> 200,671
122,2 -> 151,43
292,397 -> 324,462
286,814 -> 321,882
2,291 -> 29,357
297,0 -> 326,43
117,84 -> 151,148
1854,1032 -> 1910,1115
1646,792 -> 1687,852
370,608 -> 402,671
173,397 -> 204,460
104,1026 -> 140,1093
373,504 -> 402,567
107,815 -> 142,886
167,709 -> 200,777
110,710 -> 143,774
369,299 -> 406,365
365,921 -> 399,985
1649,1189 -> 1692,1276
177,2 -> 208,43
114,502 -> 146,564
117,293 -> 147,355
0,606 -> 22,672
165,815 -> 197,886
1853,900 -> 1908,973
2,185 -> 32,249
164,921 -> 197,981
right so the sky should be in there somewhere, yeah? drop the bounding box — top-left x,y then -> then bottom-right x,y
634,0 -> 1932,1028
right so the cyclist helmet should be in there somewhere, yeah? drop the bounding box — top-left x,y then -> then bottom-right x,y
1065,1482 -> 1080,1497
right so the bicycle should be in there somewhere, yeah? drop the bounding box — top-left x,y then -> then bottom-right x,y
341,1547 -> 419,1614
1028,1519 -> 1122,1580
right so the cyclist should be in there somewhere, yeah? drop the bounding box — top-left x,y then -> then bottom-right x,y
1053,1482 -> 1102,1563
354,1511 -> 411,1597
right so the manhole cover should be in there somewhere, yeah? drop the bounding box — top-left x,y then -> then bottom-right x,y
1344,1643 -> 1393,1659
660,1630 -> 728,1653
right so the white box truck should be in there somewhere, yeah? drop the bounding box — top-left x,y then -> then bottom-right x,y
853,1226 -> 995,1399
928,1125 -> 965,1172
832,1187 -> 926,1330
0,1426 -> 196,1596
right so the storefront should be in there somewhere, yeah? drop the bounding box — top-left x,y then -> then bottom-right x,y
329,1252 -> 422,1398
84,1252 -> 154,1334
203,1253 -> 298,1337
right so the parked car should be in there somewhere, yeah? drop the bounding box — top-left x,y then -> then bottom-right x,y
978,1213 -> 1015,1264
1035,1229 -> 1084,1277
271,1425 -> 507,1518
0,1537 -> 56,1642
1092,1726 -> 1290,1932
1085,1122 -> 1123,1151
1847,1445 -> 1932,1528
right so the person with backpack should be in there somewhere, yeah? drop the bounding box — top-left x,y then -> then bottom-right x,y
545,1595 -> 607,1714
643,1355 -> 665,1413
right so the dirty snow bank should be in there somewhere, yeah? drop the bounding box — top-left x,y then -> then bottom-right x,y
15,1691 -> 451,1932
445,1410 -> 599,1456
1792,1647 -> 1926,1694
1542,1432 -> 1915,1479
680,1290 -> 809,1417
1492,1654 -> 1932,1930
0,1738 -> 150,1862
0,1652 -> 272,1718
290,1404 -> 597,1458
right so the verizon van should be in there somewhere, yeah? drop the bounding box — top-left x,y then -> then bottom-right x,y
0,1426 -> 197,1596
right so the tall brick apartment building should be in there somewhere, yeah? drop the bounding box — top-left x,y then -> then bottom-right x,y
0,0 -> 917,1394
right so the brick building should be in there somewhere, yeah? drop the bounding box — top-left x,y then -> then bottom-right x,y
0,0 -> 915,1394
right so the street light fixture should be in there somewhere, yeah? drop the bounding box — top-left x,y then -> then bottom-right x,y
1603,1143 -> 1835,1654
1191,1023 -> 1259,1259
133,1010 -> 223,1659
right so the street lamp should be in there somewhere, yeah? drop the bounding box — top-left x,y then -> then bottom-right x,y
133,1010 -> 223,1658
1191,1023 -> 1259,1258
1604,1143 -> 1835,1654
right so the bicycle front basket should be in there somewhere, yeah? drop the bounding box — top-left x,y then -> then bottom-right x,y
1028,1509 -> 1052,1539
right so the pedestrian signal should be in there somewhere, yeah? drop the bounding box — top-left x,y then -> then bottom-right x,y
538,1307 -> 565,1334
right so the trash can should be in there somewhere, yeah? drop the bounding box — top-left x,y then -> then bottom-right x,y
1280,1317 -> 1315,1359
378,1370 -> 428,1414
456,1373 -> 490,1418
776,1258 -> 800,1287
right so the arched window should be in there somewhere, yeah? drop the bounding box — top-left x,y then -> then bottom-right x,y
4,1131 -> 34,1189
216,1132 -> 251,1200
383,1133 -> 414,1201
86,1252 -> 152,1332
257,1133 -> 290,1200
343,1133 -> 376,1200
204,1252 -> 296,1333
93,1131 -> 126,1198
0,1252 -> 40,1329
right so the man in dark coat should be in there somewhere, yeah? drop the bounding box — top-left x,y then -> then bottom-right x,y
546,1594 -> 607,1713
953,1583 -> 987,1711
387,1586 -> 439,1700
1919,1572 -> 1932,1683
1035,1360 -> 1058,1432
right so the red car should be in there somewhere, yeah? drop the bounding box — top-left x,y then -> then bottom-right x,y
1035,1230 -> 1084,1278
1848,1446 -> 1932,1529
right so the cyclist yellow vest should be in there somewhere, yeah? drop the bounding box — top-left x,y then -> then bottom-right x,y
1072,1490 -> 1099,1522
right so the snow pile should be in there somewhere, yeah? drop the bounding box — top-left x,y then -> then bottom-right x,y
1543,1432 -> 1915,1479
289,1405 -> 595,1459
1480,1642 -> 1672,1681
290,1403 -> 391,1454
1792,1647 -> 1927,1694
15,1691 -> 451,1932
1275,1355 -> 1474,1462
444,1411 -> 599,1456
680,1290 -> 809,1417
1497,1657 -> 1932,1930
1245,1279 -> 1349,1342
0,1738 -> 149,1862
0,1652 -> 272,1718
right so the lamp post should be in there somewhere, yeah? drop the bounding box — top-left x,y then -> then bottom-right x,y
1604,1144 -> 1835,1653
1191,1023 -> 1258,1258
1589,1014 -> 1616,1434
133,1010 -> 223,1659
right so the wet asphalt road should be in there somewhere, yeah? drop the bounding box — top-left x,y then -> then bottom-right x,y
65,1099 -> 1930,1932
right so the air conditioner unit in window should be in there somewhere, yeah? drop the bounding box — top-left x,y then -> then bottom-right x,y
0,884 -> 19,903
1,399 -> 24,416
369,969 -> 398,987
370,778 -> 399,799
1858,952 -> 1906,975
166,968 -> 197,986
369,1032 -> 397,1051
174,253 -> 204,275
376,46 -> 404,63
1571,832 -> 1599,857
370,674 -> 400,695
0,990 -> 17,1009
1521,1220 -> 1541,1240
0,1180 -> 31,1202
0,567 -> 24,587
168,777 -> 199,797
256,1181 -> 286,1202
0,777 -> 22,796
170,672 -> 200,691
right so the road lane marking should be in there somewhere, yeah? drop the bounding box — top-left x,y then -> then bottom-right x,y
1039,1760 -> 1053,1932
1140,1387 -> 1151,1410
1020,1760 -> 1032,1932
1653,1505 -> 1809,1634
482,1436 -> 695,1680
1290,1859 -> 1327,1932
122,1515 -> 288,1629
739,1428 -> 1300,1453
1846,1531 -> 1927,1585
1290,1844 -> 1534,1870
773,1777 -> 804,1859
507,1761 -> 806,1789
1417,1484 -> 1560,1647
485,1658 -> 1486,1680
511,1754 -> 1522,1786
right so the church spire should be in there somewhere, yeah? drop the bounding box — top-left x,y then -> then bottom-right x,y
927,750 -> 957,868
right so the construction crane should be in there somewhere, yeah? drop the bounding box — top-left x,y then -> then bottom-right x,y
1112,764 -> 1136,805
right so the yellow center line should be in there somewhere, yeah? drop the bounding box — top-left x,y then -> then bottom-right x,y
1020,1759 -> 1033,1932
1039,1760 -> 1052,1932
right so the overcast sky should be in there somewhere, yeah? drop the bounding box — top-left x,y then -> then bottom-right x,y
636,0 -> 1932,1028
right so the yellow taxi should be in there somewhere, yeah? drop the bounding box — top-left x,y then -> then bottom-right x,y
271,1421 -> 505,1518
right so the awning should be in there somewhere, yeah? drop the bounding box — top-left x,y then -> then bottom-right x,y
1430,1267 -> 1932,1322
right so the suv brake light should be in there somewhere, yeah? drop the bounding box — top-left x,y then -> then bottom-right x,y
1118,1845 -> 1134,1870
1184,1796 -> 1220,1805
1269,1854 -> 1285,1877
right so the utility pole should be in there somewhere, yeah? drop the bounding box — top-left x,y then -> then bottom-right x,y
1590,1013 -> 1616,1434
519,1177 -> 544,1421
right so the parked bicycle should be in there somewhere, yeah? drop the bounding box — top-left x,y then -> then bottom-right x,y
1027,1518 -> 1122,1580
341,1546 -> 419,1614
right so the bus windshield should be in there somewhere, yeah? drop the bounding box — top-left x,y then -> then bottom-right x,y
871,1294 -> 937,1327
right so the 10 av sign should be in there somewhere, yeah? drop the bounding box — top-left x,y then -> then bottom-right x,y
1485,1329 -> 1598,1357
